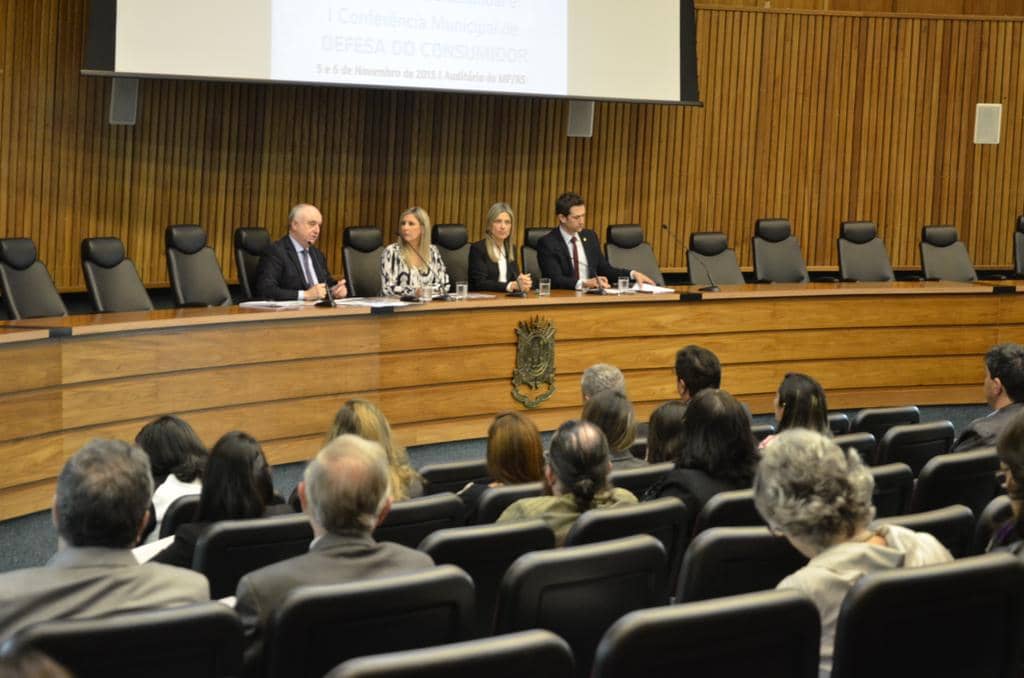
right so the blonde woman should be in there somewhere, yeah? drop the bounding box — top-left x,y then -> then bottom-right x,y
380,206 -> 450,297
469,202 -> 532,293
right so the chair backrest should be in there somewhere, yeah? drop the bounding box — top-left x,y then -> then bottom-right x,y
920,225 -> 977,282
605,224 -> 665,285
692,488 -> 763,535
164,224 -> 231,307
418,520 -> 555,637
751,423 -> 777,442
831,553 -> 1024,678
876,420 -> 955,475
686,232 -> 745,286
609,461 -> 673,498
1015,215 -> 1024,278
159,494 -> 200,538
675,526 -> 807,603
521,227 -> 550,282
432,224 -> 469,292
342,226 -> 384,297
193,513 -> 314,598
971,494 -> 1013,555
80,237 -> 153,313
828,412 -> 851,436
265,565 -> 475,678
592,590 -> 820,678
850,405 -> 920,454
752,219 -> 809,283
373,493 -> 465,548
833,432 -> 878,465
475,482 -> 544,524
494,535 -> 667,678
420,459 -> 490,495
325,629 -> 574,678
0,238 -> 68,319
873,504 -> 975,558
837,221 -> 895,282
909,447 -> 999,516
0,602 -> 242,678
565,497 -> 690,588
868,463 -> 914,518
233,227 -> 270,300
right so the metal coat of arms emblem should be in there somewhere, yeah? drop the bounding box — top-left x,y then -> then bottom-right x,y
511,316 -> 556,408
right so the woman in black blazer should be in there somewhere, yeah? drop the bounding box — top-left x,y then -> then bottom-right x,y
469,202 -> 533,293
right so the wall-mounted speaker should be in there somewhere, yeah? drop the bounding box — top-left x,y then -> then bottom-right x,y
974,103 -> 1001,145
567,100 -> 594,138
109,78 -> 139,126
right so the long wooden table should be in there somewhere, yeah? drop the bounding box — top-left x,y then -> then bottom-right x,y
2,281 -> 1022,520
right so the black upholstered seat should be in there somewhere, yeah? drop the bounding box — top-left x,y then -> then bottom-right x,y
876,420 -> 955,476
909,447 -> 999,517
692,489 -> 764,535
752,219 -> 809,283
373,492 -> 464,548
432,223 -> 469,292
521,227 -> 550,283
833,432 -> 878,465
970,494 -> 1013,555
420,459 -> 490,495
829,412 -> 852,435
342,226 -> 384,297
159,494 -> 199,538
605,224 -> 665,285
920,225 -> 978,282
1015,215 -> 1024,278
868,463 -> 914,518
164,224 -> 231,307
80,237 -> 153,313
850,405 -> 920,461
686,232 -> 744,286
837,221 -> 895,282
751,423 -> 777,442
609,461 -> 673,498
0,237 -> 68,319
873,505 -> 975,557
475,482 -> 544,524
233,227 -> 270,300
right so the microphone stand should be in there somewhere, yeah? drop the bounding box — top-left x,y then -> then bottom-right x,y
661,223 -> 720,292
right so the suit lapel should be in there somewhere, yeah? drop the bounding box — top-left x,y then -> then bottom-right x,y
282,238 -> 305,282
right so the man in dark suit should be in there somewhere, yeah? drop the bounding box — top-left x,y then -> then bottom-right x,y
953,343 -> 1024,452
537,192 -> 656,290
255,203 -> 348,300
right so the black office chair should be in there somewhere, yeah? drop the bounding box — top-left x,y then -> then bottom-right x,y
80,237 -> 153,313
919,225 -> 978,282
837,221 -> 895,282
0,237 -> 68,319
752,219 -> 809,283
592,590 -> 820,678
342,226 -> 384,297
476,482 -> 544,524
675,526 -> 807,603
164,224 -> 231,307
265,565 -> 475,678
521,227 -> 550,283
874,505 -> 975,558
419,520 -> 555,637
692,489 -> 763,535
193,513 -> 314,598
1014,215 -> 1024,278
420,459 -> 490,495
751,423 -> 777,442
850,405 -> 920,459
833,432 -> 878,465
432,224 -> 469,293
325,630 -> 574,678
373,493 -> 465,548
494,535 -> 667,678
233,227 -> 270,300
686,232 -> 745,286
869,463 -> 914,518
609,461 -> 673,497
970,495 -> 1013,555
909,447 -> 999,516
605,224 -> 665,285
831,553 -> 1024,678
159,494 -> 200,538
828,412 -> 851,435
876,420 -> 955,475
0,603 -> 243,678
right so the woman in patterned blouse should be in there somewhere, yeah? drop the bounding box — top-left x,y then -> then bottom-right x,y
380,206 -> 450,297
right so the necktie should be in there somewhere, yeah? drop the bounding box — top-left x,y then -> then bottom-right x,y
570,236 -> 581,280
300,249 -> 316,287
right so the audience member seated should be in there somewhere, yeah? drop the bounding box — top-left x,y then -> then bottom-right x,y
580,363 -> 626,402
953,343 -> 1024,452
254,203 -> 348,301
151,431 -> 291,569
0,440 -> 209,641
645,389 -> 758,522
134,415 -> 208,542
760,372 -> 831,448
987,410 -> 1024,552
468,202 -> 532,293
457,412 -> 545,524
497,420 -> 637,545
645,400 -> 687,463
380,206 -> 450,297
674,345 -> 721,403
754,429 -> 953,678
582,390 -> 646,470
235,435 -> 435,664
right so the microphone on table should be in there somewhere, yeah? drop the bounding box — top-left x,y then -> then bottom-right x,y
507,258 -> 527,298
661,223 -> 719,292
584,254 -> 605,295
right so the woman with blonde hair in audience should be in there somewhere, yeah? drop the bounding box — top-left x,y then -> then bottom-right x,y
468,202 -> 532,293
761,372 -> 830,448
458,411 -> 545,522
380,206 -> 450,297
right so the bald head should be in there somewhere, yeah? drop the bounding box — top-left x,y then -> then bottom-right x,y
302,434 -> 390,534
289,203 -> 323,248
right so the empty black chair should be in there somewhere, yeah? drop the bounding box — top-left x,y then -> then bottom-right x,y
326,629 -> 574,678
837,221 -> 895,282
692,489 -> 763,534
265,565 -> 475,678
831,552 -> 1024,678
0,238 -> 67,319
373,493 -> 464,548
850,405 -> 920,455
971,494 -> 1013,555
752,219 -> 809,283
593,590 -> 820,678
80,237 -> 153,312
828,412 -> 851,436
164,224 -> 231,307
751,423 -> 777,442
233,227 -> 270,300
476,482 -> 544,524
833,432 -> 878,465
159,494 -> 200,538
432,224 -> 469,292
920,225 -> 978,282
675,526 -> 807,603
520,227 -> 550,283
419,520 -> 555,637
605,224 -> 665,286
874,505 -> 975,558
1015,215 -> 1024,278
342,226 -> 384,297
909,447 -> 999,516
193,513 -> 314,598
686,232 -> 744,286
495,535 -> 667,678
876,420 -> 955,475
869,463 -> 914,518
609,461 -> 673,497
420,459 -> 490,495
0,602 -> 242,678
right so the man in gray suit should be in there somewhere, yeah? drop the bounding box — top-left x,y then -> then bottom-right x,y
0,439 -> 210,641
235,434 -> 435,659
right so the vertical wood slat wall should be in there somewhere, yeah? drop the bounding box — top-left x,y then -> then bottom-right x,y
0,1 -> 1022,291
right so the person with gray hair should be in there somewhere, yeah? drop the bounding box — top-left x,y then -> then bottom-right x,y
754,429 -> 952,678
234,434 -> 434,660
0,439 -> 209,642
255,203 -> 348,301
580,363 -> 626,401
